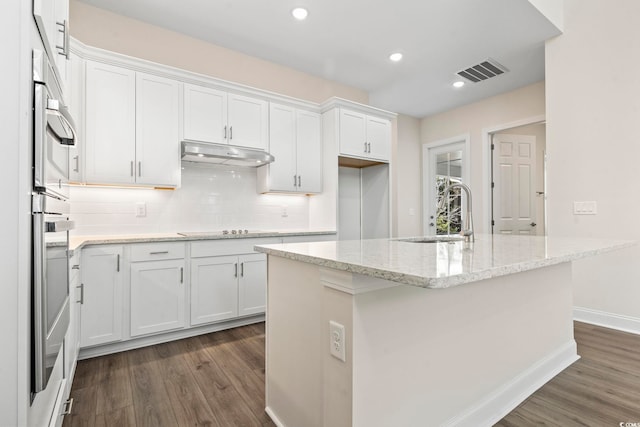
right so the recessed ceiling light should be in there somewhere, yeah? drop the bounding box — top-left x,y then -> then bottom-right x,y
389,52 -> 403,62
453,81 -> 465,88
291,7 -> 308,20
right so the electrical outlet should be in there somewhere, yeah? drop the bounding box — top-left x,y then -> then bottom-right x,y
281,205 -> 288,218
573,201 -> 597,215
329,321 -> 346,362
135,202 -> 147,218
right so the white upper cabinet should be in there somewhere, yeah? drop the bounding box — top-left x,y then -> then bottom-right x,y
258,103 -> 321,193
296,109 -> 322,193
85,61 -> 137,185
84,61 -> 180,187
135,72 -> 180,187
227,94 -> 268,150
338,108 -> 391,162
183,84 -> 227,144
34,0 -> 70,96
183,83 -> 268,151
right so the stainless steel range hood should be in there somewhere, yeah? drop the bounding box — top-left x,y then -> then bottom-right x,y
181,141 -> 274,167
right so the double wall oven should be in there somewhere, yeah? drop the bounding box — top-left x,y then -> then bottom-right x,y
32,48 -> 76,396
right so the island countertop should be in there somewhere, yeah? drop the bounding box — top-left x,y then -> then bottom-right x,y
255,233 -> 634,289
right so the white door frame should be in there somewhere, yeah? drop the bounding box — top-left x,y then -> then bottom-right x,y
422,134 -> 470,235
481,115 -> 546,234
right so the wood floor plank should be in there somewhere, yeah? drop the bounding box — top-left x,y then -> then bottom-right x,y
128,346 -> 179,427
181,335 -> 262,427
153,340 -> 222,427
198,333 -> 271,424
66,321 -> 640,426
96,352 -> 133,415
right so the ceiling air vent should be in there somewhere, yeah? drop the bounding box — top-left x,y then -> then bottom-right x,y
456,59 -> 508,83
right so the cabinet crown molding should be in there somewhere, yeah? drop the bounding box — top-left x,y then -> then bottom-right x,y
320,97 -> 397,120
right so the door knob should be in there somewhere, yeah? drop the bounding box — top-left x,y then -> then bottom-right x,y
530,222 -> 537,227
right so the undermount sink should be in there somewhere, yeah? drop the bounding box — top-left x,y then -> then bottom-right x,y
398,235 -> 465,243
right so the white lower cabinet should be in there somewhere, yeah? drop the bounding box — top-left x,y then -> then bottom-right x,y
238,254 -> 267,316
191,255 -> 239,325
191,253 -> 267,326
130,258 -> 186,337
80,246 -> 124,347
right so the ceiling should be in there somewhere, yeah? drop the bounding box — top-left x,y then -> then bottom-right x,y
77,0 -> 561,118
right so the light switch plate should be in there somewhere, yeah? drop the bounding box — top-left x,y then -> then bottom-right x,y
135,202 -> 147,217
573,201 -> 597,215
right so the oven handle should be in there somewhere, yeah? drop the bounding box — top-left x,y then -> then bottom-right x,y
45,220 -> 75,233
46,100 -> 77,146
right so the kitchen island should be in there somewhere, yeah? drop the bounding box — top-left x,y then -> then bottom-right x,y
255,234 -> 632,427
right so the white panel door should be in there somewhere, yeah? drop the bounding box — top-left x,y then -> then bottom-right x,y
339,109 -> 367,158
85,61 -> 136,185
183,83 -> 227,144
135,72 -> 180,187
366,116 -> 391,162
80,246 -> 123,347
130,259 -> 186,337
228,93 -> 268,150
296,109 -> 322,193
190,256 -> 239,326
238,254 -> 267,316
268,103 -> 296,191
493,134 -> 537,234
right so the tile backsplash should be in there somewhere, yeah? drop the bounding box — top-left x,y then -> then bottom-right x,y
70,162 -> 310,235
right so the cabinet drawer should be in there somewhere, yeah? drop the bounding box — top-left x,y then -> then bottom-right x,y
130,242 -> 186,262
191,237 -> 280,258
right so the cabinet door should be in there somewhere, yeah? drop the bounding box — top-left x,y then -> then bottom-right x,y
190,256 -> 239,326
135,73 -> 180,187
296,109 -> 322,193
228,93 -> 268,150
68,53 -> 84,183
85,61 -> 136,185
238,254 -> 267,316
130,259 -> 186,337
366,115 -> 391,161
267,103 -> 296,191
64,260 -> 80,387
53,0 -> 69,93
183,83 -> 227,144
80,246 -> 123,347
339,109 -> 368,158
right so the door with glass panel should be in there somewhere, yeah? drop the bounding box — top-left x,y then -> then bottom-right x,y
424,141 -> 467,235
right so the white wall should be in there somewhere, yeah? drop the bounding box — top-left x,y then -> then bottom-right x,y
69,0 -> 368,105
546,0 -> 640,326
394,115 -> 422,237
2,0 -> 32,425
421,82 -> 546,233
70,163 -> 311,235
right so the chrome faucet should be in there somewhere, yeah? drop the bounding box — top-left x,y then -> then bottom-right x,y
437,182 -> 474,243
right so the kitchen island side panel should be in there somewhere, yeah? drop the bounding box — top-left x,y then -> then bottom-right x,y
351,262 -> 576,427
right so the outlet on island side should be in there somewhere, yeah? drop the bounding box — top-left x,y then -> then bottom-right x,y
329,320 -> 346,362
135,202 -> 147,218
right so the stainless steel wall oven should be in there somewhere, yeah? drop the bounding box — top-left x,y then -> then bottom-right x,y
32,49 -> 76,397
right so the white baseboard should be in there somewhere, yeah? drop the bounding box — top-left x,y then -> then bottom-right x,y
441,340 -> 579,427
573,306 -> 640,335
265,406 -> 285,427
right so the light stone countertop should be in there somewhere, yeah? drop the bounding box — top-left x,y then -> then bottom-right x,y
254,233 -> 635,289
68,230 -> 336,252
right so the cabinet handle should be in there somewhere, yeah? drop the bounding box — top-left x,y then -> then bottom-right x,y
72,264 -> 80,270
240,262 -> 244,277
138,161 -> 142,177
364,141 -> 368,153
116,254 -> 120,272
149,251 -> 169,255
77,283 -> 84,305
55,20 -> 70,59
368,142 -> 372,153
298,175 -> 301,187
229,126 -> 233,140
180,267 -> 184,284
130,161 -> 134,177
294,175 -> 297,187
61,398 -> 74,416
234,263 -> 238,277
73,155 -> 79,173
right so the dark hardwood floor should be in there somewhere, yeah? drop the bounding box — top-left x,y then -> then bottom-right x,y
64,321 -> 640,427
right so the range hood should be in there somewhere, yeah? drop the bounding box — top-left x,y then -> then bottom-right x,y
181,141 -> 274,167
